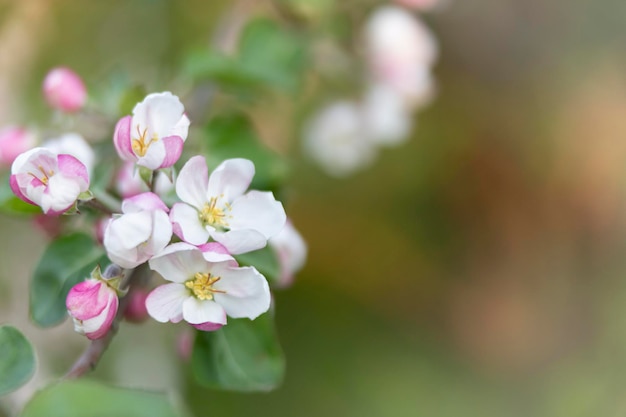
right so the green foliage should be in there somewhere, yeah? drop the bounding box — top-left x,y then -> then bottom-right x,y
192,312 -> 285,392
234,246 -> 281,287
0,173 -> 42,215
119,85 -> 148,116
0,326 -> 35,396
204,113 -> 289,191
20,380 -> 180,417
30,233 -> 108,327
184,18 -> 307,94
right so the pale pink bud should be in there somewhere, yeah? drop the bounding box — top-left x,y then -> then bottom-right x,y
124,289 -> 149,323
66,278 -> 119,340
42,67 -> 87,112
0,126 -> 36,166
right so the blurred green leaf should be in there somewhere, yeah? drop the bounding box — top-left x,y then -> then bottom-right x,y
204,114 -> 289,191
234,246 -> 281,286
0,173 -> 42,215
192,313 -> 285,392
118,85 -> 148,115
30,233 -> 108,327
237,19 -> 307,93
21,380 -> 179,417
184,49 -> 263,91
0,326 -> 35,396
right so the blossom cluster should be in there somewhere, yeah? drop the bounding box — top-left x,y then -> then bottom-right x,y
304,5 -> 439,176
5,69 -> 306,340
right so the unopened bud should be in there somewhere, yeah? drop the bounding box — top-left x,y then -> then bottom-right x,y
43,67 -> 87,112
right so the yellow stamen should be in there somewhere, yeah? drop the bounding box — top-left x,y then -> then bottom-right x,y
199,196 -> 230,228
131,125 -> 158,157
185,272 -> 226,301
29,165 -> 54,185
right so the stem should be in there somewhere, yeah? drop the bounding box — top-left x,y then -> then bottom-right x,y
64,265 -> 148,379
90,189 -> 122,213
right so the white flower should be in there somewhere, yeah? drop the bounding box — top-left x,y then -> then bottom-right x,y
303,101 -> 377,177
10,147 -> 89,215
42,133 -> 95,175
269,220 -> 307,288
170,156 -> 286,254
146,242 -> 271,330
103,192 -> 172,269
113,92 -> 190,170
362,84 -> 413,146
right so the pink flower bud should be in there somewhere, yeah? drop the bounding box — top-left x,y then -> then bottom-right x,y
66,278 -> 119,340
42,67 -> 87,112
124,289 -> 149,323
0,126 -> 36,166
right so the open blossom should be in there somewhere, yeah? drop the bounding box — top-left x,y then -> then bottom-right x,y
42,133 -> 95,175
10,147 -> 89,215
269,221 -> 307,288
66,277 -> 119,340
364,6 -> 438,108
103,192 -> 172,269
114,92 -> 190,170
0,126 -> 36,166
170,156 -> 286,254
304,101 -> 377,177
146,242 -> 271,330
42,67 -> 87,112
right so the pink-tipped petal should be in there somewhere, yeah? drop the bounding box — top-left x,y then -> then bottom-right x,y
122,192 -> 169,213
192,321 -> 224,332
9,174 -> 35,205
85,295 -> 118,340
158,135 -> 183,168
57,154 -> 89,189
66,280 -> 107,320
113,116 -> 133,160
170,203 -> 209,245
145,283 -> 188,323
182,297 -> 227,325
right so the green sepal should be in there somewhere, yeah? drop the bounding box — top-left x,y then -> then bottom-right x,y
138,166 -> 153,189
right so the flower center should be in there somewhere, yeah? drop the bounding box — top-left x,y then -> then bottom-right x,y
131,125 -> 158,157
29,165 -> 54,186
199,196 -> 231,229
185,272 -> 226,301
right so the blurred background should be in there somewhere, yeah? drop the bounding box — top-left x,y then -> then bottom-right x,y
3,0 -> 626,416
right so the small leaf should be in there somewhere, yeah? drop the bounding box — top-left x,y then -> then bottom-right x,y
21,380 -> 180,417
30,233 -> 108,327
204,114 -> 289,191
192,312 -> 285,392
0,173 -> 41,215
234,246 -> 281,286
0,325 -> 35,396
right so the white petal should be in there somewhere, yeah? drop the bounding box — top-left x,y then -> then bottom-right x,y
175,156 -> 209,208
145,283 -> 187,323
212,266 -> 270,320
207,158 -> 254,202
149,242 -> 209,283
210,229 -> 267,255
171,114 -> 190,141
105,212 -> 153,250
170,203 -> 210,245
146,210 -> 173,254
182,297 -> 227,325
229,191 -> 286,238
137,139 -> 165,170
41,174 -> 81,213
133,92 -> 185,139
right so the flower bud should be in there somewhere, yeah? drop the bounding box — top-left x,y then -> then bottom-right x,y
42,67 -> 87,113
0,126 -> 36,166
66,278 -> 119,340
124,289 -> 149,323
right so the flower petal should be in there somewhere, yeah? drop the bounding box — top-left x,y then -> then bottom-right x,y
149,242 -> 208,283
137,138 -> 165,170
207,158 -> 254,202
172,114 -> 190,141
212,266 -> 270,320
57,154 -> 89,190
229,190 -> 286,239
192,321 -> 223,332
122,192 -> 169,213
182,297 -> 227,325
210,228 -> 268,255
158,135 -> 183,168
176,155 -> 209,208
84,295 -> 118,340
145,283 -> 187,323
170,202 -> 209,245
133,92 -> 185,139
113,116 -> 133,160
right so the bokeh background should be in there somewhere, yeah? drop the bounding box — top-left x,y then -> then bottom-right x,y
3,0 -> 626,416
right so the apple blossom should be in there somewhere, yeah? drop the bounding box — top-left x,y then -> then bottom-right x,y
66,270 -> 121,340
103,192 -> 172,269
170,156 -> 286,254
42,133 -> 95,175
0,126 -> 36,166
269,221 -> 307,288
303,101 -> 377,177
10,147 -> 89,215
362,84 -> 413,146
42,67 -> 87,112
113,92 -> 190,170
115,161 -> 174,199
146,242 -> 271,330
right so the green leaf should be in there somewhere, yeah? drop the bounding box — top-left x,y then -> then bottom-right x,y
0,326 -> 35,396
237,19 -> 308,93
192,312 -> 285,392
21,380 -> 180,417
0,172 -> 41,215
30,233 -> 108,327
204,114 -> 289,191
234,246 -> 281,286
118,85 -> 148,116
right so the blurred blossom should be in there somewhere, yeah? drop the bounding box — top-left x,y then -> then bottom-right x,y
304,101 -> 377,177
42,133 -> 95,175
269,220 -> 307,288
393,0 -> 447,11
362,84 -> 413,146
124,289 -> 150,323
364,6 -> 438,108
115,161 -> 174,199
0,126 -> 36,166
42,67 -> 87,113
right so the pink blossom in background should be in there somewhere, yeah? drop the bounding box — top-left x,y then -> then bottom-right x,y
42,67 -> 87,113
269,221 -> 308,288
0,126 -> 36,166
